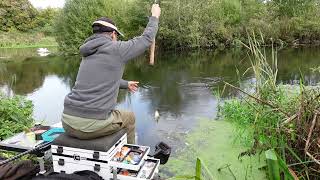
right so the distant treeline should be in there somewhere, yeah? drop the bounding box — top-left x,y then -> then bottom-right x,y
2,0 -> 319,52
55,0 -> 320,54
157,0 -> 320,49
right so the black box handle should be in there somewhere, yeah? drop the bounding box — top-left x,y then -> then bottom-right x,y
58,158 -> 65,166
94,164 -> 101,172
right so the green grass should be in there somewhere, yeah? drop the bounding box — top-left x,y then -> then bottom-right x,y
0,44 -> 57,49
220,84 -> 299,147
0,32 -> 57,48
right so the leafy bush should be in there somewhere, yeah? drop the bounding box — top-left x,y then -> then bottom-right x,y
221,86 -> 298,147
34,8 -> 60,36
0,0 -> 59,33
0,94 -> 34,140
0,0 -> 38,32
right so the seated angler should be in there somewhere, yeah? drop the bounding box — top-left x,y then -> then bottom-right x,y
61,4 -> 161,144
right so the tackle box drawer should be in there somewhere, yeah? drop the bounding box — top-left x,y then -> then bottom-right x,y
109,144 -> 150,171
116,158 -> 160,180
52,156 -> 112,179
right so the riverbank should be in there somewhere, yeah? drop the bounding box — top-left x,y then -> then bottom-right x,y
218,34 -> 320,179
162,119 -> 267,179
221,83 -> 320,178
0,32 -> 57,49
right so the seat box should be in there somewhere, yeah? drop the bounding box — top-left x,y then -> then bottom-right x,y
51,130 -> 160,180
51,130 -> 127,175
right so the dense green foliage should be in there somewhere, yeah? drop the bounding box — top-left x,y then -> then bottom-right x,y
0,0 -> 37,32
220,37 -> 320,178
35,8 -> 60,36
221,87 -> 298,147
221,85 -> 320,178
55,0 -> 320,53
0,0 -> 59,47
0,94 -> 34,140
55,0 -> 146,54
158,0 -> 320,49
1,0 -> 320,50
0,0 -> 59,34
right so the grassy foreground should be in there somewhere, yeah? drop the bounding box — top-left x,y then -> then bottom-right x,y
162,119 -> 267,180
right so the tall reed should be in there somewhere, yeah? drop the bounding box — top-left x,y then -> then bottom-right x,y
221,33 -> 320,179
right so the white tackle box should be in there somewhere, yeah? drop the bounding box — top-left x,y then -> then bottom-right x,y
51,129 -> 160,180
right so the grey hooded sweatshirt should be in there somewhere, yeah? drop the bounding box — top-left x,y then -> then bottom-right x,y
63,16 -> 159,120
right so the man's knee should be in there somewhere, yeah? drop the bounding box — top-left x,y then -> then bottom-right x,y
118,110 -> 135,125
129,112 -> 135,124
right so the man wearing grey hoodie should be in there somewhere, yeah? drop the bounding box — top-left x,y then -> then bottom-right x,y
61,4 -> 161,144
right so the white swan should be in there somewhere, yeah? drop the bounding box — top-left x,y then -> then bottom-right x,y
37,48 -> 50,57
37,48 -> 50,53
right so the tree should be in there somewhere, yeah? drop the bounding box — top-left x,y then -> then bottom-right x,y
0,0 -> 38,32
35,8 -> 60,35
54,0 -> 320,52
55,0 -> 140,54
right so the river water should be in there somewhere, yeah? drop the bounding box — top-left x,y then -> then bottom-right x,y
0,47 -> 319,152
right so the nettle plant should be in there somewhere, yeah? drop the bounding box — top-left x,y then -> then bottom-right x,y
0,94 -> 34,140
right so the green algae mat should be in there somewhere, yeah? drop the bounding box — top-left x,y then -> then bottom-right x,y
162,119 -> 267,180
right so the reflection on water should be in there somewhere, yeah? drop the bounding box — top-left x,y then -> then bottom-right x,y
27,75 -> 71,123
0,47 -> 320,151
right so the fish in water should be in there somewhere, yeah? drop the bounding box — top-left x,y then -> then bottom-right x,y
178,82 -> 215,87
178,77 -> 222,88
154,110 -> 160,119
192,76 -> 223,82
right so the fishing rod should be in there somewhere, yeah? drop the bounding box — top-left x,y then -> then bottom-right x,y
0,141 -> 51,166
149,0 -> 160,65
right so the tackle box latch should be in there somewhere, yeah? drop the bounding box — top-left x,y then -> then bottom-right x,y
93,151 -> 100,159
57,146 -> 63,154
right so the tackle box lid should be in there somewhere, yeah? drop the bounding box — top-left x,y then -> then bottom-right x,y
52,129 -> 126,152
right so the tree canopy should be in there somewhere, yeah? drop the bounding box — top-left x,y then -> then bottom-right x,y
0,0 -> 58,35
55,0 -> 320,53
0,0 -> 38,32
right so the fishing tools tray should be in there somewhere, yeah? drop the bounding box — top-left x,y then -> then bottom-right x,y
51,129 -> 160,180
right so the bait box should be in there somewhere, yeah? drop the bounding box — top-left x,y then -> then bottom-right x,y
116,158 -> 160,180
109,144 -> 150,171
